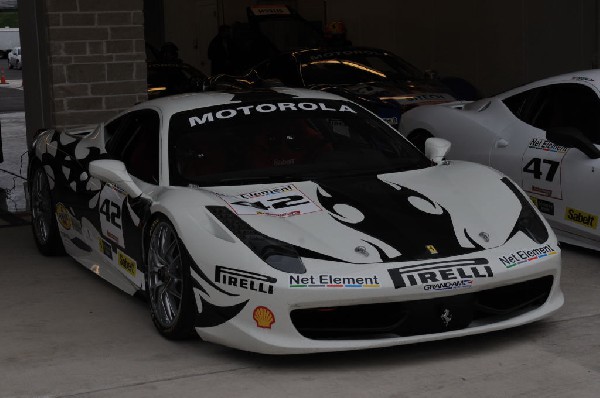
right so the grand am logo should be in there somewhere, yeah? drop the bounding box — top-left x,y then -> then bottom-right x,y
565,207 -> 597,229
117,250 -> 137,277
498,244 -> 557,268
528,138 -> 569,153
387,258 -> 491,289
55,203 -> 72,230
423,279 -> 473,291
188,102 -> 356,127
215,266 -> 277,294
289,274 -> 380,288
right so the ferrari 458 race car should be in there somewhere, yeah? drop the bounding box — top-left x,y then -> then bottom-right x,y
207,47 -> 481,130
400,69 -> 600,252
29,88 -> 562,354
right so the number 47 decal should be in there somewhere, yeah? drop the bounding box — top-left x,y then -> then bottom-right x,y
523,158 -> 560,181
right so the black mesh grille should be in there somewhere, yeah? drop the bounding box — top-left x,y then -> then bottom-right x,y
291,276 -> 554,340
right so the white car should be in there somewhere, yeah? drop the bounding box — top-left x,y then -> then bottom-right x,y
8,46 -> 21,69
29,88 -> 562,354
401,69 -> 600,252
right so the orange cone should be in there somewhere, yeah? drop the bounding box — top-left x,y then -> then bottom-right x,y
0,67 -> 6,84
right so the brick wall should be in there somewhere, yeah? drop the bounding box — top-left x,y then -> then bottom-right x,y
46,0 -> 147,129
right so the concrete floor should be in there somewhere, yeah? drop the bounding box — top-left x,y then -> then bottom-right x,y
1,225 -> 599,398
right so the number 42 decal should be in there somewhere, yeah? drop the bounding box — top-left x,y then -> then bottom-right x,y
100,199 -> 122,228
523,158 -> 560,181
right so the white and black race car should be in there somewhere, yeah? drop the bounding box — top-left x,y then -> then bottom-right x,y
29,88 -> 562,354
400,70 -> 600,252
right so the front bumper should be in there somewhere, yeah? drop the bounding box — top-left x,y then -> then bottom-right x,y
195,242 -> 563,354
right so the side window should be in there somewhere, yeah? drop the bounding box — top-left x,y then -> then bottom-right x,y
502,87 -> 545,124
107,109 -> 161,184
531,83 -> 600,144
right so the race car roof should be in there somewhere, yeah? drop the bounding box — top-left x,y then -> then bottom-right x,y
131,87 -> 352,118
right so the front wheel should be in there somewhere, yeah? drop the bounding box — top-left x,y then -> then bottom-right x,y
146,216 -> 197,339
30,166 -> 65,255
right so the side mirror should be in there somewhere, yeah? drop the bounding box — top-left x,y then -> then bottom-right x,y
425,137 -> 451,165
546,127 -> 600,159
89,159 -> 143,198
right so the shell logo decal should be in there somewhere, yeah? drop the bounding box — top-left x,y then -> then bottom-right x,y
253,306 -> 275,329
55,203 -> 72,230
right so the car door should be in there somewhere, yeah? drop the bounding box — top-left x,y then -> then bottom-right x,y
530,82 -> 600,244
99,108 -> 161,286
491,82 -> 600,242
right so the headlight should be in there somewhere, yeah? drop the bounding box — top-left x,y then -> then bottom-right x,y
501,177 -> 549,244
207,206 -> 306,274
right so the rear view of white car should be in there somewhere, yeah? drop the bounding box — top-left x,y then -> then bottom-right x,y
8,46 -> 21,69
401,69 -> 600,251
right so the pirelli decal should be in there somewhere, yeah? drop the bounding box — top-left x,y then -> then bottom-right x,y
387,258 -> 491,289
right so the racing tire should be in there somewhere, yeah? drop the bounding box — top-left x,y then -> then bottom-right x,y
408,129 -> 434,153
146,216 -> 197,340
30,166 -> 65,256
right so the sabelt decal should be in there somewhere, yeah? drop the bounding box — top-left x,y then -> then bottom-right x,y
388,258 -> 491,289
253,306 -> 275,329
55,203 -> 72,230
565,207 -> 598,229
215,266 -> 276,294
528,138 -> 569,153
188,102 -> 356,127
289,274 -> 380,288
530,196 -> 555,215
98,238 -> 113,260
220,184 -> 322,217
498,244 -> 557,268
117,249 -> 137,276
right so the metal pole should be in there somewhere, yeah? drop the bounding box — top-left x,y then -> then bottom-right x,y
0,119 -> 4,164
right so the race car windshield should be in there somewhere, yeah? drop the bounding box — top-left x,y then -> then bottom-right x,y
168,99 -> 429,187
300,52 -> 425,86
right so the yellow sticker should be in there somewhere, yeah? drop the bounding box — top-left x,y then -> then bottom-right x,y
117,250 -> 137,276
426,245 -> 438,254
565,207 -> 598,229
55,203 -> 72,230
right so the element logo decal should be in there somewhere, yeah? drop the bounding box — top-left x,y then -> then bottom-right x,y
289,274 -> 380,288
117,250 -> 137,276
498,244 -> 557,268
253,306 -> 275,329
528,138 -> 569,153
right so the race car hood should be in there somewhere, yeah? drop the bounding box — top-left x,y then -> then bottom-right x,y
330,80 -> 456,109
201,161 -> 532,264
